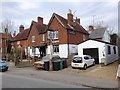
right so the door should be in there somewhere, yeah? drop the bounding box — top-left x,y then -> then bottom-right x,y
83,48 -> 99,64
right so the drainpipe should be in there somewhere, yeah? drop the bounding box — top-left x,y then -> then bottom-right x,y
67,29 -> 69,58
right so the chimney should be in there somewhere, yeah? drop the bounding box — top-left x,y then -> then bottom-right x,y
19,25 -> 24,33
5,28 -> 8,33
75,17 -> 80,24
37,17 -> 43,25
13,31 -> 16,37
67,9 -> 73,25
88,25 -> 94,34
89,25 -> 94,31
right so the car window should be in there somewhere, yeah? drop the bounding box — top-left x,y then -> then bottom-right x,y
73,57 -> 82,63
84,56 -> 89,60
74,57 -> 82,60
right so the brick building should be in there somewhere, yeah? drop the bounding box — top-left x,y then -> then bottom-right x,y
12,25 -> 30,57
14,11 -> 89,59
46,11 -> 89,58
0,28 -> 12,58
27,17 -> 47,57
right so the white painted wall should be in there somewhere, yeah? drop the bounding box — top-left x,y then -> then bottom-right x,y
78,40 -> 118,65
59,44 -> 68,58
46,44 -> 78,58
69,44 -> 78,54
46,44 -> 68,58
28,47 -> 40,57
105,44 -> 118,65
78,40 -> 105,63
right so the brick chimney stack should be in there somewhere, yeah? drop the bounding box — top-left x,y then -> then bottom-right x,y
13,31 -> 16,37
67,9 -> 73,25
75,17 -> 80,24
88,25 -> 94,34
37,17 -> 43,25
19,25 -> 24,33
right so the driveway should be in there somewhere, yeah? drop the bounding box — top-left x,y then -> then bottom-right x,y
60,60 -> 118,81
7,60 -> 118,81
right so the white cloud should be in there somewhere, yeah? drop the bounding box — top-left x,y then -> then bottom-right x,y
0,1 -> 118,34
2,0 -> 120,2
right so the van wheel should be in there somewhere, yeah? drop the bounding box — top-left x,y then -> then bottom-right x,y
84,64 -> 87,70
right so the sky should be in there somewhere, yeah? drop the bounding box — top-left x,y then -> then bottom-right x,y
0,0 -> 119,35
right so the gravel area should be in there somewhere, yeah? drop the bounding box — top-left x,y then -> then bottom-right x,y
59,61 -> 118,81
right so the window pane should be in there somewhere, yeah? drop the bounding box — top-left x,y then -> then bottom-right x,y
42,34 -> 45,41
53,45 -> 59,53
108,46 -> 111,54
54,31 -> 58,39
113,47 -> 116,54
32,36 -> 35,42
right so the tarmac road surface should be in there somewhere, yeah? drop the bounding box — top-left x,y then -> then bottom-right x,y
2,73 -> 88,88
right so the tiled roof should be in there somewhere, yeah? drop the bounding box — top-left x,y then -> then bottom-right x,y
35,22 -> 47,34
13,28 -> 30,41
0,32 -> 13,40
50,13 -> 89,34
89,28 -> 106,39
0,33 -> 5,38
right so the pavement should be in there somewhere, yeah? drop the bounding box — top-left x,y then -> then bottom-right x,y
4,63 -> 119,89
61,61 -> 118,81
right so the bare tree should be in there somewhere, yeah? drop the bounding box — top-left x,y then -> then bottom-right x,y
94,20 -> 115,35
94,20 -> 107,29
1,19 -> 14,60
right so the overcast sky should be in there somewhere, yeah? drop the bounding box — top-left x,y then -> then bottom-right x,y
0,0 -> 119,34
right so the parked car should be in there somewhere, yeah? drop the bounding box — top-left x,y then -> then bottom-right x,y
0,59 -> 9,72
71,55 -> 95,70
34,55 -> 62,69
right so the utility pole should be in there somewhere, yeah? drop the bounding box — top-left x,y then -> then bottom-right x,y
49,30 -> 54,71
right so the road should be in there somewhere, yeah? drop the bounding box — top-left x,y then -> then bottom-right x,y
2,73 -> 88,88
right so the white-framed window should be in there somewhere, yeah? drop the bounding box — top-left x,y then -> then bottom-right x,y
32,47 -> 35,53
48,31 -> 59,40
32,36 -> 35,42
53,45 -> 59,53
108,45 -> 111,54
54,31 -> 58,39
42,34 -> 45,41
48,31 -> 54,39
113,46 -> 116,54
